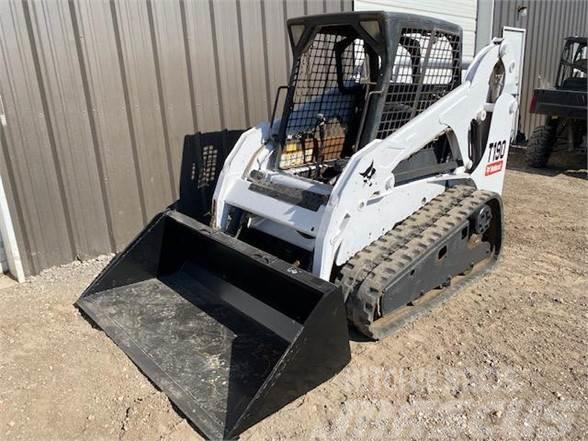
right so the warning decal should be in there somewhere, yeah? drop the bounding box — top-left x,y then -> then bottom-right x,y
485,160 -> 504,176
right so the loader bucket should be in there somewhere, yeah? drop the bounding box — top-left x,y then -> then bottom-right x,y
76,210 -> 350,440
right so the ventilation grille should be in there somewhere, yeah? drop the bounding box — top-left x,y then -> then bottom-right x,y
197,145 -> 218,189
377,28 -> 461,139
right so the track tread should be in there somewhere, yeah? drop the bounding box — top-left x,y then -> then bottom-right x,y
336,185 -> 498,339
335,185 -> 474,303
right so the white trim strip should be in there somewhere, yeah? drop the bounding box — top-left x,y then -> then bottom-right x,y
0,173 -> 25,282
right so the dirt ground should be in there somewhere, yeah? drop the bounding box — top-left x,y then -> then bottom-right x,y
0,150 -> 586,441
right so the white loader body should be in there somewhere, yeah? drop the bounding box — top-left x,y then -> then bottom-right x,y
213,39 -> 517,280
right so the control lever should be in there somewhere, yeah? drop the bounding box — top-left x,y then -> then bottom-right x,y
313,113 -> 327,178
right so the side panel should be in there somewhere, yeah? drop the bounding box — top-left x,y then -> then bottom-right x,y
330,180 -> 447,267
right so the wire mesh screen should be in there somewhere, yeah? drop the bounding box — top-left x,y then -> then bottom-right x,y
178,130 -> 244,223
377,29 -> 461,139
280,31 -> 368,169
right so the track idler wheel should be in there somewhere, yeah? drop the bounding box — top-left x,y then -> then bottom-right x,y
473,204 -> 492,234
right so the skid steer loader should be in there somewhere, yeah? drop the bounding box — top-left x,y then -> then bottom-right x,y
77,12 -> 517,440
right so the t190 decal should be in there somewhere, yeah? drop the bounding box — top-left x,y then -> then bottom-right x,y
487,139 -> 508,162
485,139 -> 508,176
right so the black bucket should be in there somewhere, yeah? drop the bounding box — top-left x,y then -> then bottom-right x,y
76,210 -> 350,440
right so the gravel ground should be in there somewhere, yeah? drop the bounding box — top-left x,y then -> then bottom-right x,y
0,150 -> 586,441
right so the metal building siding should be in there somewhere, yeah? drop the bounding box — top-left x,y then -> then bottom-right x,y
0,234 -> 5,271
493,0 -> 588,136
0,0 -> 351,276
0,0 -> 77,273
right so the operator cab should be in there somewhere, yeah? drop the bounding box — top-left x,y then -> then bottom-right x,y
268,12 -> 462,185
232,12 -> 465,266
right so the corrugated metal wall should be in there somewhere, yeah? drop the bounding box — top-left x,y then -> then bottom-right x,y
0,233 -> 6,272
0,0 -> 352,276
493,0 -> 588,136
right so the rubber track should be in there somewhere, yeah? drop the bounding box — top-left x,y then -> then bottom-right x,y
335,185 -> 474,304
338,186 -> 495,338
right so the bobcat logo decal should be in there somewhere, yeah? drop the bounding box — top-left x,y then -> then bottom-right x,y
359,161 -> 376,185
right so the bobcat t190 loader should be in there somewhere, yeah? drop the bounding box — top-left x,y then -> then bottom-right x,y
77,12 -> 517,440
